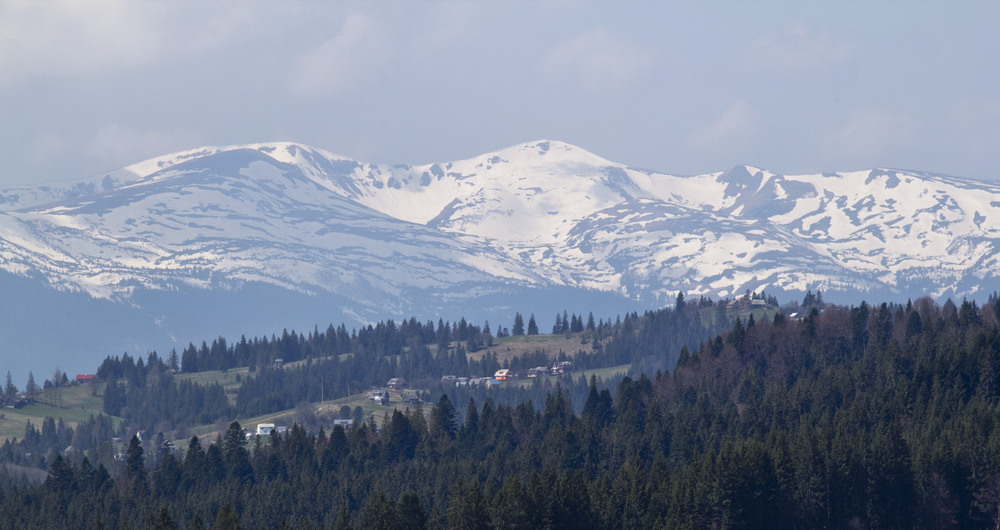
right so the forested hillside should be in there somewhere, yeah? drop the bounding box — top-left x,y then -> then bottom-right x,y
4,294 -> 1000,528
93,300 -> 720,439
0,297 -> 729,474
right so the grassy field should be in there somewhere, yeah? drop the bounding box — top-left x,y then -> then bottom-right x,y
175,367 -> 248,388
3,333 -> 632,444
471,333 -> 596,364
174,367 -> 249,405
220,363 -> 632,440
184,388 -> 421,443
283,353 -> 352,368
0,382 -> 111,441
578,363 -> 632,381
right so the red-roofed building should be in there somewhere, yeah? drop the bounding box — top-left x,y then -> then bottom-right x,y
75,374 -> 96,383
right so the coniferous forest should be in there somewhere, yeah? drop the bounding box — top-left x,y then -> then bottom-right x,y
3,295 -> 1000,528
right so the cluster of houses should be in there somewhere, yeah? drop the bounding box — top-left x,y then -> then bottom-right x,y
440,375 -> 502,389
245,420 -> 357,441
501,360 -> 574,381
440,360 -> 575,388
527,361 -> 574,378
233,361 -> 581,440
366,381 -> 421,407
726,292 -> 772,310
1,394 -> 28,409
367,389 -> 391,405
254,423 -> 288,437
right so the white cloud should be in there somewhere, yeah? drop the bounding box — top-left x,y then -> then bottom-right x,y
288,13 -> 391,99
823,108 -> 914,160
688,101 -> 760,151
0,0 -> 161,86
744,22 -> 853,73
541,29 -> 651,93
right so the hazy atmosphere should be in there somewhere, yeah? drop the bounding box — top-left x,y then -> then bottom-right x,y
2,0 -> 998,186
6,3 -> 1000,528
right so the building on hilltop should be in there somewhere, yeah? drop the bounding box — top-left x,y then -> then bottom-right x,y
367,390 -> 390,405
257,423 -> 275,436
551,361 -> 573,375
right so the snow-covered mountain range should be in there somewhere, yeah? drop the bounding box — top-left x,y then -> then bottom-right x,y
1,140 -> 998,377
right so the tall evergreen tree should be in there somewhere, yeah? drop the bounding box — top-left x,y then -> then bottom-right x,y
4,371 -> 15,397
448,478 -> 490,530
125,434 -> 145,479
359,490 -> 399,530
430,394 -> 458,440
398,492 -> 428,530
512,313 -> 525,336
25,372 -> 38,398
222,421 -> 252,482
151,507 -> 174,530
213,505 -> 241,530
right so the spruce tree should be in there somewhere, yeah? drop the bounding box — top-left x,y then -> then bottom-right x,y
430,394 -> 458,440
25,372 -> 38,398
397,492 -> 427,530
447,478 -> 489,530
213,505 -> 240,530
527,314 -> 539,335
4,371 -> 15,398
512,313 -> 525,336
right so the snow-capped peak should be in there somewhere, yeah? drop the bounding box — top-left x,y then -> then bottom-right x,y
1,139 -> 999,312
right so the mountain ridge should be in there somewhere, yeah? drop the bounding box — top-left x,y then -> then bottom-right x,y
1,139 -> 998,379
4,139 -> 1000,302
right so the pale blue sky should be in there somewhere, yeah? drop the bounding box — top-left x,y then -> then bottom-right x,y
2,0 -> 998,185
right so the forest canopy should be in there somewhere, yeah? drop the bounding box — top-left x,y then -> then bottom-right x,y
1,294 -> 1000,528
